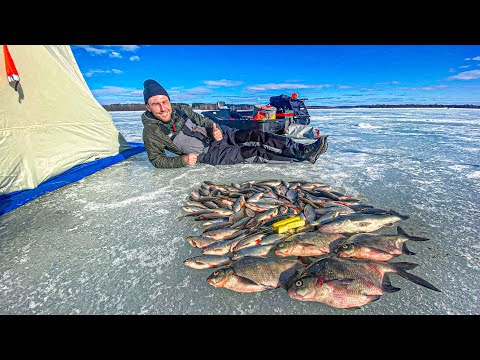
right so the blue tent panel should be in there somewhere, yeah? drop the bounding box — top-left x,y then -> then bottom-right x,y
0,142 -> 145,216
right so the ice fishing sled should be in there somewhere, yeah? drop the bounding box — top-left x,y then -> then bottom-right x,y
200,93 -> 320,138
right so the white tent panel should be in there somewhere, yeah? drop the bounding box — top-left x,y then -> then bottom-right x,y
0,45 -> 130,195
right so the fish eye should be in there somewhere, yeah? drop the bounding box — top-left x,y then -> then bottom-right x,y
278,243 -> 284,248
213,270 -> 220,276
295,280 -> 303,287
341,244 -> 349,249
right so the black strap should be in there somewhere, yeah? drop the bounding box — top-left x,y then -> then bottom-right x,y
158,108 -> 207,142
158,108 -> 190,140
158,122 -> 175,140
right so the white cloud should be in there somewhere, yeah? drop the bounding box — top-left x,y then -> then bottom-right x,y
448,70 -> 480,80
245,83 -> 332,91
245,83 -> 312,91
465,56 -> 480,61
116,45 -> 140,52
419,85 -> 449,91
84,68 -> 123,77
102,45 -> 140,52
75,46 -> 107,55
84,69 -> 110,77
74,45 -> 140,57
375,81 -> 400,85
185,87 -> 214,95
91,86 -> 142,100
204,79 -> 243,87
92,86 -> 130,96
129,56 -> 140,61
400,85 -> 449,91
109,52 -> 122,59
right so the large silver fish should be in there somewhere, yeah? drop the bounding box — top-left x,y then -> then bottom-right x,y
184,255 -> 232,269
288,256 -> 440,309
274,232 -> 347,257
187,235 -> 221,248
335,226 -> 429,261
317,212 -> 407,234
207,257 -> 305,292
201,237 -> 244,256
231,243 -> 278,260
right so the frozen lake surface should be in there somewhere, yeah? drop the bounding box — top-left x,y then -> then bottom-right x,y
1,108 -> 478,315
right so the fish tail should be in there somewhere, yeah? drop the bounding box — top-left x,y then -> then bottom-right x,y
392,264 -> 442,292
402,242 -> 416,255
397,226 -> 430,241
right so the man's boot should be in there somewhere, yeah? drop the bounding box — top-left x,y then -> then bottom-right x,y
301,135 -> 329,164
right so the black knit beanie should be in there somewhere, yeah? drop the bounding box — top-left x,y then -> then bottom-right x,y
143,79 -> 170,104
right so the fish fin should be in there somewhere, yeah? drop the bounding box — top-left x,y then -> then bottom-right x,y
236,275 -> 262,286
388,209 -> 409,220
382,275 -> 401,293
326,278 -> 356,288
393,265 -> 442,292
391,261 -> 418,271
297,256 -> 313,265
302,243 -> 322,249
402,242 -> 415,255
344,295 -> 382,310
368,246 -> 397,257
365,295 -> 382,304
397,226 -> 429,241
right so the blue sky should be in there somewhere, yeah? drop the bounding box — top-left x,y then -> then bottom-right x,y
72,45 -> 480,106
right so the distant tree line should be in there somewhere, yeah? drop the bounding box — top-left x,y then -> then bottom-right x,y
102,103 -> 190,111
103,103 -> 480,111
191,103 -> 254,110
308,104 -> 480,109
103,103 -> 145,111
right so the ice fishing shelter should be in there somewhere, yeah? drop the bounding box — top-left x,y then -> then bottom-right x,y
0,45 -> 131,196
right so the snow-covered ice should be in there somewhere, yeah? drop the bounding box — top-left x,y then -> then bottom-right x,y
0,108 -> 478,315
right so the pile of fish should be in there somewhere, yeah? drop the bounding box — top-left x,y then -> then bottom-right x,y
181,179 -> 441,309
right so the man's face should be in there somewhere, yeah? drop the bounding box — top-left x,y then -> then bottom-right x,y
146,95 -> 172,123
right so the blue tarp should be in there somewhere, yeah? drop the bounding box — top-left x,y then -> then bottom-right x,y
0,142 -> 145,216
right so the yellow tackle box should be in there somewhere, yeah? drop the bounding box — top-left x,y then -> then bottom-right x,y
272,216 -> 306,234
272,216 -> 301,229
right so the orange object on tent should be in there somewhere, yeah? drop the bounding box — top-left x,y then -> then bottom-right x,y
3,45 -> 20,90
